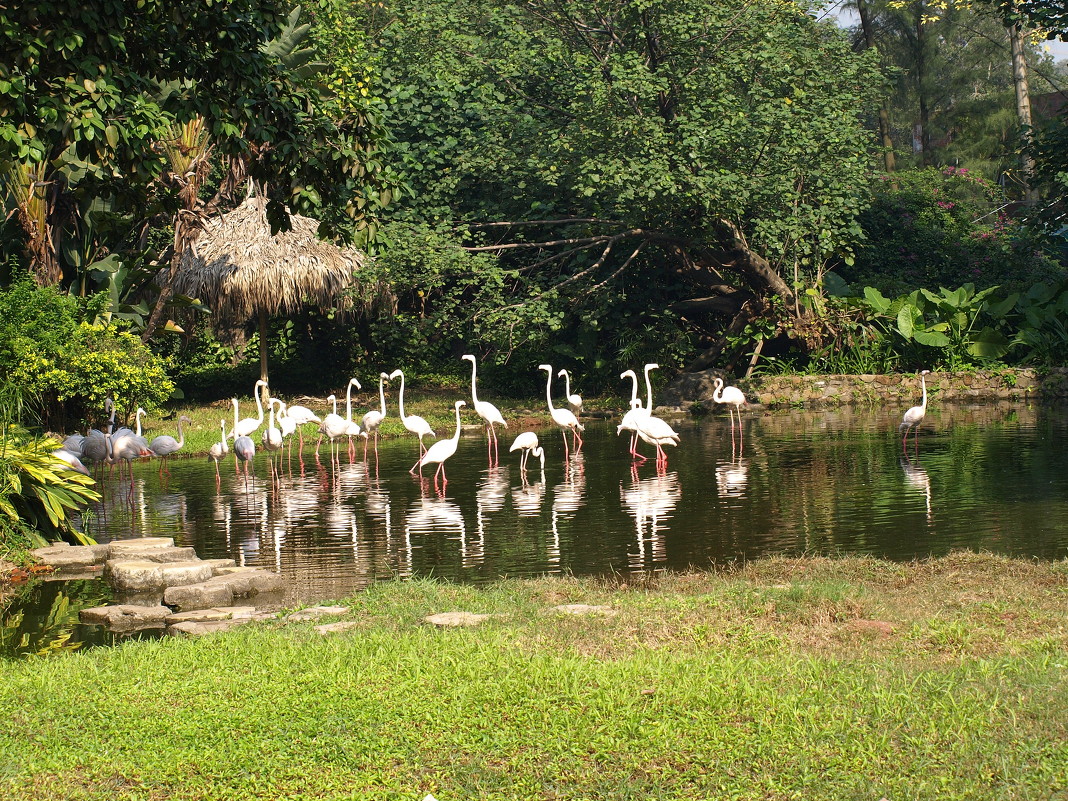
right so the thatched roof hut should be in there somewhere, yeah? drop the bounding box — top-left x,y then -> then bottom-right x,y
172,194 -> 372,392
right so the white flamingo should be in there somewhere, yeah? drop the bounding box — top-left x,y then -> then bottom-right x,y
713,377 -> 748,432
148,414 -> 190,476
900,370 -> 931,450
414,400 -> 466,486
633,363 -> 678,466
462,354 -> 508,464
390,369 -> 436,470
509,431 -> 544,472
316,387 -> 351,458
282,402 -> 320,452
539,364 -> 583,455
360,372 -> 390,459
231,379 -> 268,440
616,369 -> 647,458
558,369 -> 583,417
208,419 -> 229,479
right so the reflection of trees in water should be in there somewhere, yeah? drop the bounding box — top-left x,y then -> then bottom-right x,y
0,578 -> 113,658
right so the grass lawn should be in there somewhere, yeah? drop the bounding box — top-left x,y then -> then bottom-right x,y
1,551 -> 1067,800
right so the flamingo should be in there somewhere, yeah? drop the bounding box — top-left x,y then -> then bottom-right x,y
208,419 -> 229,479
360,372 -> 391,459
558,369 -> 583,417
262,399 -> 284,456
414,400 -> 466,486
316,389 -> 351,458
231,379 -> 268,440
634,413 -> 680,468
61,432 -> 85,457
109,428 -> 153,484
112,407 -> 150,454
713,377 -> 748,432
509,431 -> 545,472
391,369 -> 436,471
53,447 -> 90,476
233,433 -> 256,488
282,402 -> 320,452
617,369 -> 647,458
148,415 -> 191,476
462,354 -> 508,464
539,364 -> 583,455
900,370 -> 931,451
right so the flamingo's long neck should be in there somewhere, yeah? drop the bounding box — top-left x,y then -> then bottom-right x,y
626,373 -> 639,406
378,376 -> 387,415
920,375 -> 927,411
345,382 -> 356,421
254,387 -> 264,423
176,418 -> 185,448
544,370 -> 556,413
220,420 -> 228,449
268,400 -> 276,430
644,367 -> 655,410
469,359 -> 480,406
135,409 -> 143,437
330,395 -> 337,416
713,379 -> 723,404
396,373 -> 407,419
562,371 -> 571,397
452,404 -> 463,442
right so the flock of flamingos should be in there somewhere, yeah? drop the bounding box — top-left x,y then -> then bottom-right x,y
53,355 -> 932,487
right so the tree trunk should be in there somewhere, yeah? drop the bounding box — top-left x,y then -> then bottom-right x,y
1009,22 -> 1037,203
258,308 -> 270,403
856,0 -> 897,174
915,4 -> 931,167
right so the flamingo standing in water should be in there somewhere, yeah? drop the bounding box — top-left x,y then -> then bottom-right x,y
360,372 -> 391,460
231,380 -> 268,440
558,369 -> 583,417
462,354 -> 508,465
509,431 -> 545,473
539,364 -> 583,456
148,415 -> 191,476
208,419 -> 229,480
390,369 -> 436,472
414,400 -> 466,487
713,376 -> 749,450
900,370 -> 931,451
617,369 -> 647,459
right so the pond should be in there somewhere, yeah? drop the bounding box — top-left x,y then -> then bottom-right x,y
4,401 -> 1068,656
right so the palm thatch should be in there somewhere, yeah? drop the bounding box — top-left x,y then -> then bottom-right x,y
173,194 -> 368,321
170,194 -> 382,393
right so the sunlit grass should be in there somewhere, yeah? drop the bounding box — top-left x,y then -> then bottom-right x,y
1,552 -> 1067,799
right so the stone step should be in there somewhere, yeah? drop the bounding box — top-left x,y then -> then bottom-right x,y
80,604 -> 172,633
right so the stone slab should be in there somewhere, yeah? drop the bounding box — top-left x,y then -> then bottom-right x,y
164,581 -> 234,611
106,546 -> 198,564
285,605 -> 349,622
167,619 -> 252,637
107,537 -> 175,557
104,560 -> 163,593
80,604 -> 171,633
159,561 -> 214,587
30,543 -> 110,569
166,606 -> 258,624
424,612 -> 492,628
553,604 -> 618,617
315,621 -> 361,635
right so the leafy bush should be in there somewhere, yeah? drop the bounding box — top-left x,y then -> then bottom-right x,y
0,279 -> 173,429
0,425 -> 100,553
842,168 -> 1064,295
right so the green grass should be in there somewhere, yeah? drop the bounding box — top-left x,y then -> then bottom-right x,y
1,552 -> 1067,799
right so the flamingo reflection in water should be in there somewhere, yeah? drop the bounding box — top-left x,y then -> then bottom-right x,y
550,452 -> 587,569
404,493 -> 467,575
901,452 -> 933,524
715,457 -> 749,499
472,467 -> 509,567
621,469 -> 681,571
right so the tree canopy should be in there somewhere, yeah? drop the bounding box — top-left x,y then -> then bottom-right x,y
350,0 -> 884,371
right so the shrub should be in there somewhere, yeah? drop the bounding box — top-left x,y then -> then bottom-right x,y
0,279 -> 173,430
842,168 -> 1064,296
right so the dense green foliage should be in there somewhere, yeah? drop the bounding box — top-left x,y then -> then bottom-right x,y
0,280 -> 172,429
842,167 -> 1061,295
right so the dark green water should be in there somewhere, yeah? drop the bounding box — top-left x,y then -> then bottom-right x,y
5,401 -> 1068,656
